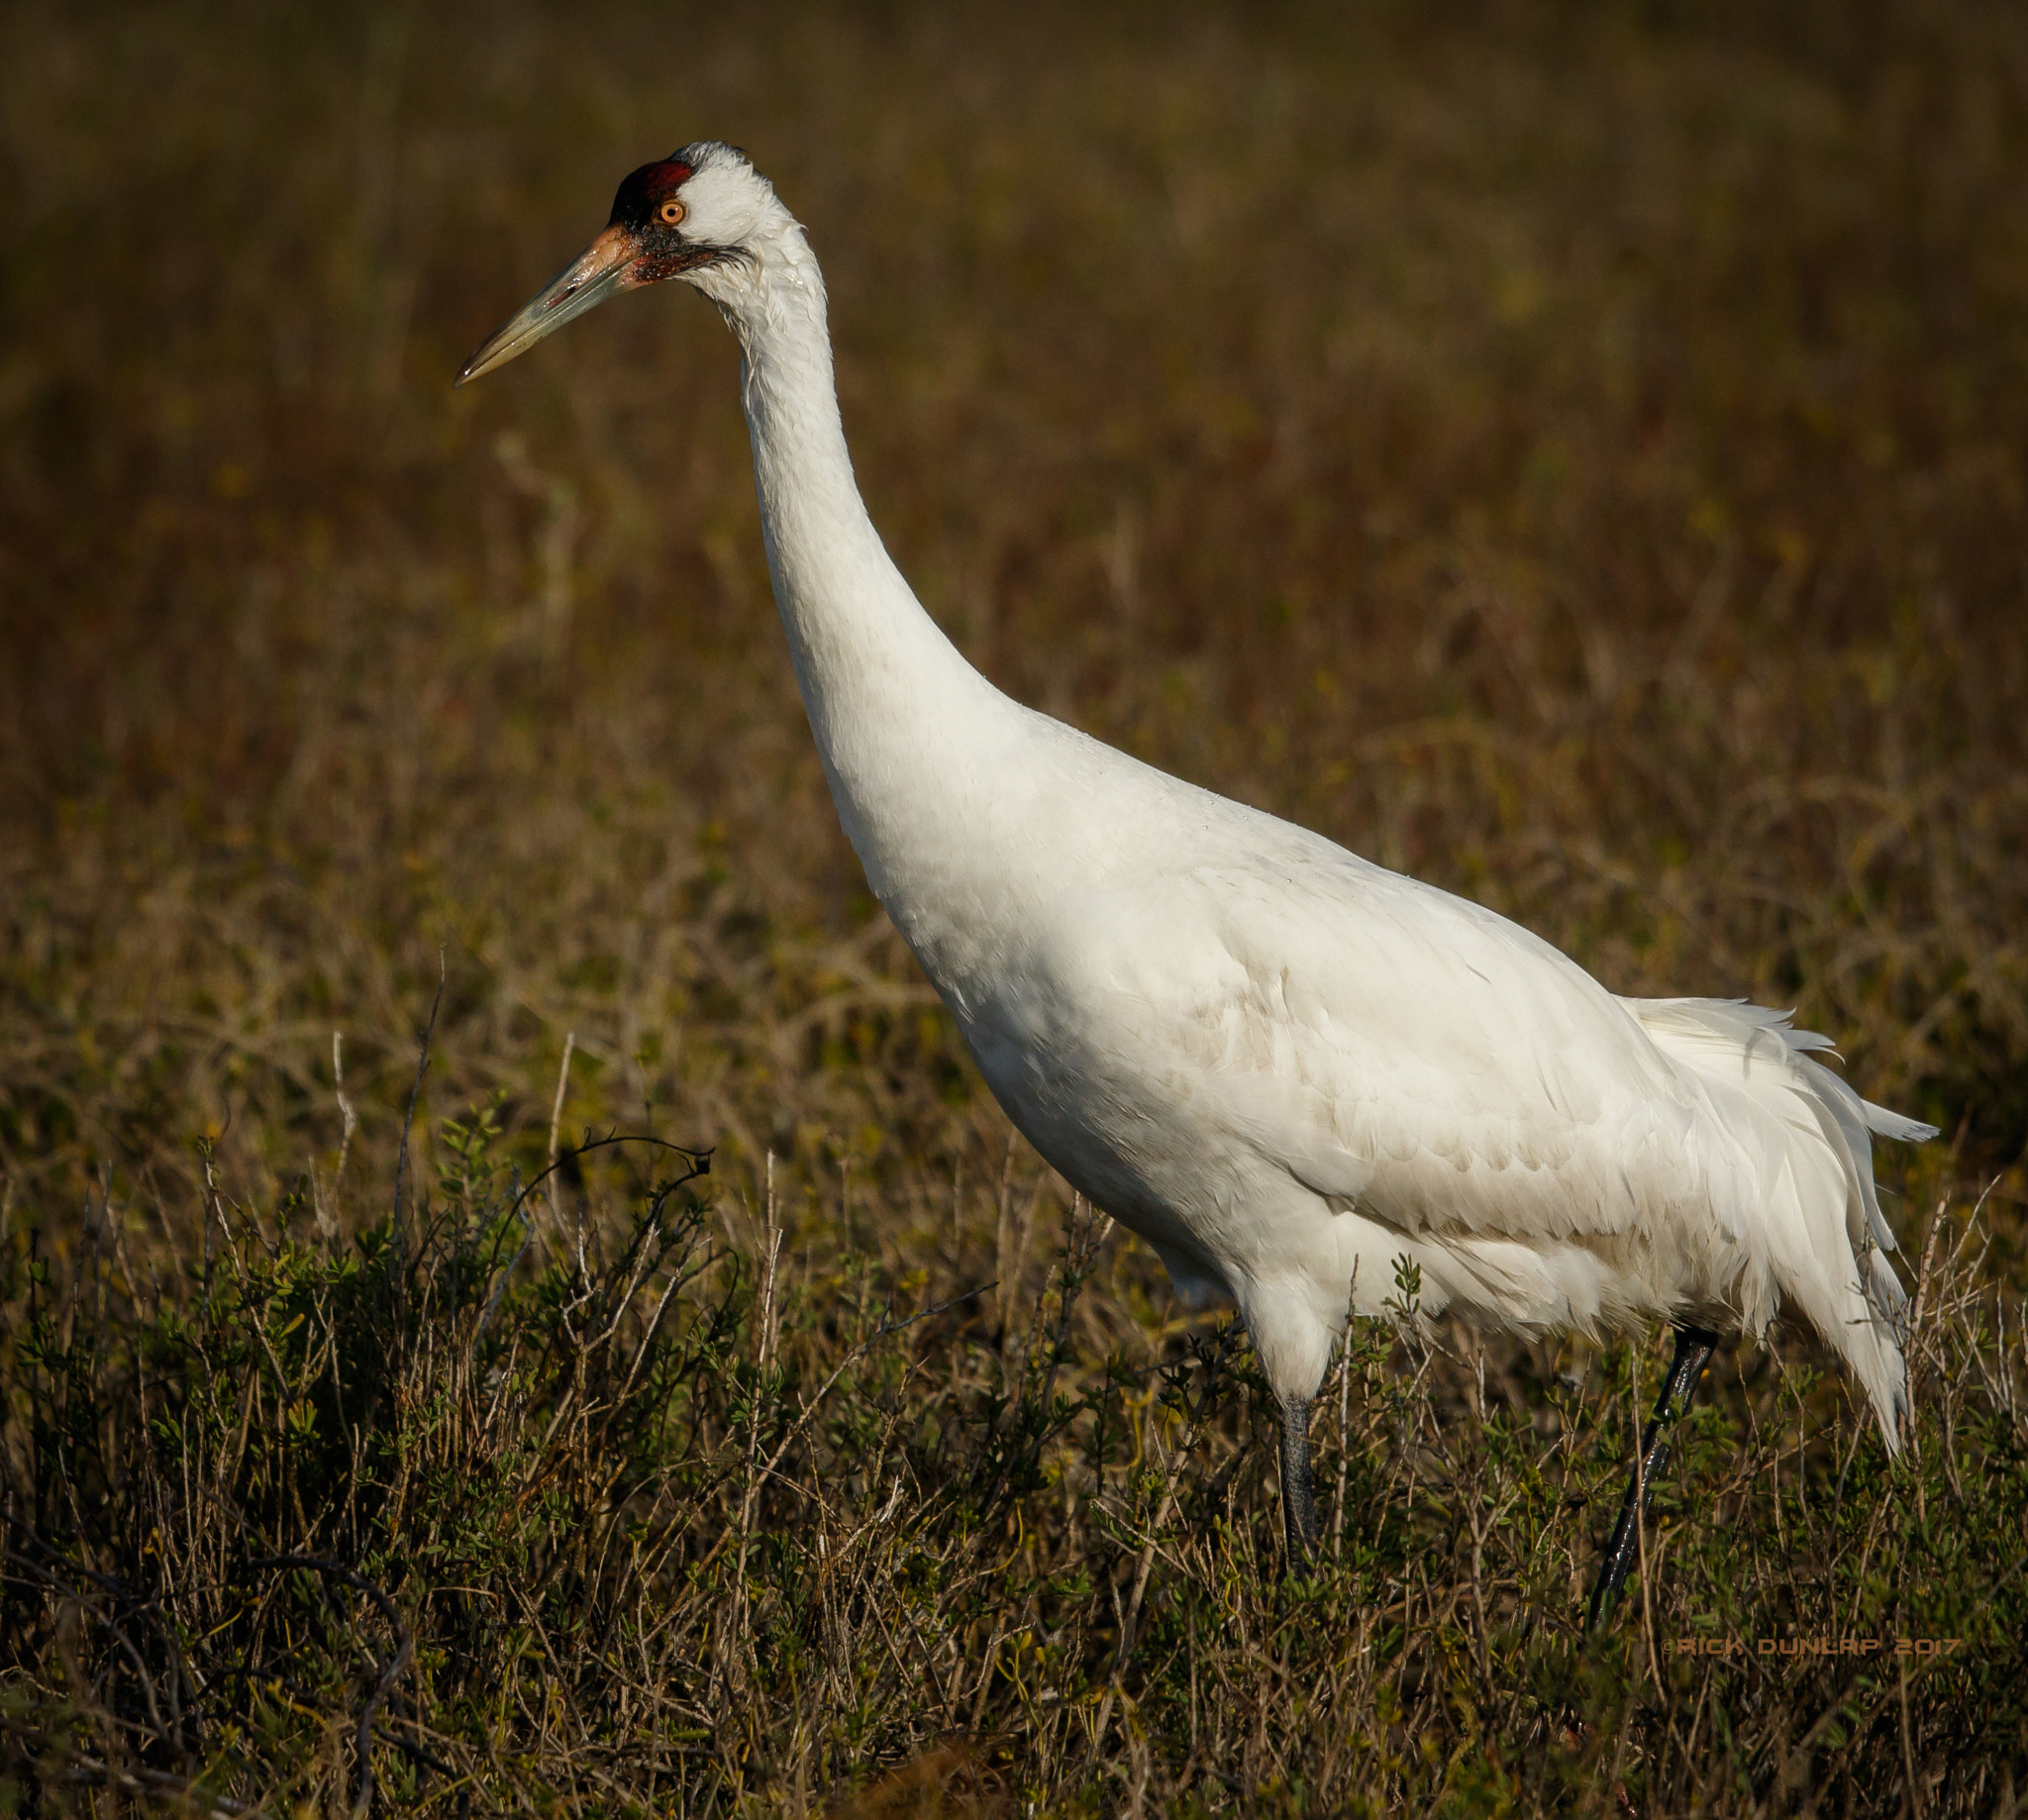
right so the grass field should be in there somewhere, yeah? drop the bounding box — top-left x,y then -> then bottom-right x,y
3,0 -> 2027,1811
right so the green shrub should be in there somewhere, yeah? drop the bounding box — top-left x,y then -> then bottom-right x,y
3,1088 -> 2022,1815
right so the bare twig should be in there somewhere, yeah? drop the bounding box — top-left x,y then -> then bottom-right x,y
546,1030 -> 576,1241
244,1555 -> 414,1819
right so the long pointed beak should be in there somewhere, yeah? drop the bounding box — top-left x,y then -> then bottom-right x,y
456,225 -> 641,386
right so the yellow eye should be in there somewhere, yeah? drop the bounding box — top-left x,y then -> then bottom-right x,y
658,200 -> 685,227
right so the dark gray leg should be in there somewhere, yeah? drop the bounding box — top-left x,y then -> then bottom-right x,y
1278,1393 -> 1320,1570
1585,1324 -> 1719,1632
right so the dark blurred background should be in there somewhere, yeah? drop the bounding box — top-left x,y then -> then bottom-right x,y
3,0 -> 2024,1241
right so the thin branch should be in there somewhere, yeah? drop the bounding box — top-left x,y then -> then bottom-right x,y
243,1555 -> 413,1818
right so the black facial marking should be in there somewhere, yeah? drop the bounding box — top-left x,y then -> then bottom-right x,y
633,243 -> 732,283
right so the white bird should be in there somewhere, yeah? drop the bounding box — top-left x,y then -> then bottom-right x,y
458,143 -> 1936,1621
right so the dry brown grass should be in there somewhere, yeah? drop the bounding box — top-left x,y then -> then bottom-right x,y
3,0 -> 2027,1812
6,0 -> 2027,1218
2,1114 -> 2023,1815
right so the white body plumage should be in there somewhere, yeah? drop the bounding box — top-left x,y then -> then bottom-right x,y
622,145 -> 1936,1443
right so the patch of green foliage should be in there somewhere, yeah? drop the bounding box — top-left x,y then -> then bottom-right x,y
2,1087 -> 2023,1815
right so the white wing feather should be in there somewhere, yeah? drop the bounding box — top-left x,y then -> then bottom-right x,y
981,824 -> 1928,1447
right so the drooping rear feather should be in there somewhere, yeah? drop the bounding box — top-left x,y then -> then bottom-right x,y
1627,998 -> 1935,1449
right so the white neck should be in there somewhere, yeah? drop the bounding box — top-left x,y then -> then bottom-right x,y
702,225 -> 1018,912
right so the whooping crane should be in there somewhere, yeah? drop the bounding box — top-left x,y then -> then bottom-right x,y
458,144 -> 1936,1624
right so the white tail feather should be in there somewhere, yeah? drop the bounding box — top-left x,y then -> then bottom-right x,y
1626,997 -> 1932,1452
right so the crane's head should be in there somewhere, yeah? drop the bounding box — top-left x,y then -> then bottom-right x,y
456,142 -> 785,386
